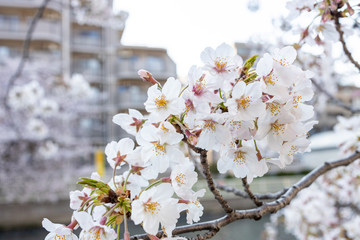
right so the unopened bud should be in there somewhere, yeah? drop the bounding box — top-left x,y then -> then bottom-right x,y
161,177 -> 171,183
100,216 -> 107,225
185,129 -> 198,145
138,69 -> 159,85
346,3 -> 354,15
148,234 -> 161,240
124,231 -> 130,240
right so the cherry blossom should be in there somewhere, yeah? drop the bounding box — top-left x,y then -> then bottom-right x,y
144,77 -> 185,122
112,109 -> 146,136
104,138 -> 136,169
42,218 -> 78,240
131,183 -> 181,236
74,211 -> 117,240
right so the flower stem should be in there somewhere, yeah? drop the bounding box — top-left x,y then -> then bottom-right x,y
78,196 -> 96,211
113,166 -> 118,190
179,84 -> 189,97
123,169 -> 133,191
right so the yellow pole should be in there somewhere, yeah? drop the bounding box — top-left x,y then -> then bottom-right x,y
95,149 -> 105,178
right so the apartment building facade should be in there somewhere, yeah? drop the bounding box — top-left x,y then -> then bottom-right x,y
0,0 -> 177,145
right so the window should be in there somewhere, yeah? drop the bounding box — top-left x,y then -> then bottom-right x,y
145,56 -> 164,73
73,29 -> 102,46
0,15 -> 19,31
118,55 -> 139,72
73,58 -> 102,75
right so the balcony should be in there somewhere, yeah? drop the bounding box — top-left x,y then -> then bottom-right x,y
116,86 -> 147,110
0,0 -> 62,13
0,18 -> 61,43
71,29 -> 103,53
117,55 -> 176,81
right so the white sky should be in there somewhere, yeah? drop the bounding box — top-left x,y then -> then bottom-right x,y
113,0 -> 289,77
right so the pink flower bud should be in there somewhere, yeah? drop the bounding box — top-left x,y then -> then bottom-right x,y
161,177 -> 171,183
148,234 -> 161,240
124,231 -> 130,240
185,129 -> 198,145
138,69 -> 159,85
99,216 -> 107,225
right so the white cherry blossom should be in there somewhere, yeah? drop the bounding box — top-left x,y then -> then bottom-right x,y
74,211 -> 117,240
170,160 -> 198,197
104,138 -> 136,169
112,109 -> 147,136
217,142 -> 268,182
225,81 -> 265,121
144,77 -> 185,122
42,218 -> 78,240
131,183 -> 180,236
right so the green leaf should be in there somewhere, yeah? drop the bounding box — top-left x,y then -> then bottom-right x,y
77,178 -> 111,194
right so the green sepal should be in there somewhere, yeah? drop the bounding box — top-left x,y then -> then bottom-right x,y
106,214 -> 118,226
78,178 -> 111,194
243,72 -> 258,83
243,55 -> 258,73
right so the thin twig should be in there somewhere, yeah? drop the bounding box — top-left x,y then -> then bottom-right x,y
3,0 -> 52,137
333,12 -> 360,72
241,178 -> 263,207
175,122 -> 233,214
129,152 -> 360,240
311,79 -> 360,113
216,184 -> 288,200
335,202 -> 360,214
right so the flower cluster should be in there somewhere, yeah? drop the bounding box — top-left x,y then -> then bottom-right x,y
43,43 -> 316,239
286,0 -> 356,46
265,159 -> 360,240
0,55 -> 96,203
264,115 -> 360,240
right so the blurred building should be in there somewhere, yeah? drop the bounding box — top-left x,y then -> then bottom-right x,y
0,0 -> 176,146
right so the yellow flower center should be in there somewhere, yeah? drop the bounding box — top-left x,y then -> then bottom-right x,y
214,57 -> 227,72
192,199 -> 201,207
160,124 -> 169,133
233,151 -> 246,165
229,120 -> 241,130
155,95 -> 168,109
271,123 -> 285,135
89,228 -> 103,240
274,57 -> 290,67
145,201 -> 160,214
175,173 -> 186,185
236,96 -> 252,110
54,235 -> 66,240
292,96 -> 302,108
288,145 -> 298,157
203,120 -> 216,132
264,72 -> 278,86
152,142 -> 166,156
269,102 -> 281,116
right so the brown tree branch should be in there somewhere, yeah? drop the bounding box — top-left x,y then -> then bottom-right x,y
3,0 -> 52,137
241,178 -> 263,207
216,183 -> 288,200
333,13 -> 360,72
130,152 -> 360,240
174,121 -> 233,214
198,148 -> 234,214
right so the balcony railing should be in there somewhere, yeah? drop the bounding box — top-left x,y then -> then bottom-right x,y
116,88 -> 147,110
0,19 -> 61,42
0,0 -> 62,13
